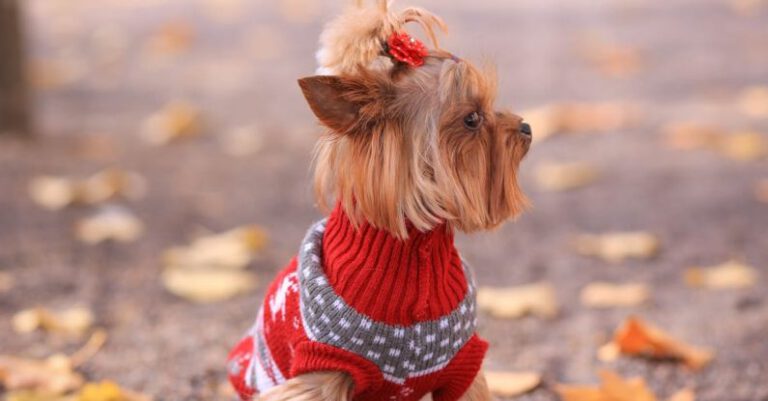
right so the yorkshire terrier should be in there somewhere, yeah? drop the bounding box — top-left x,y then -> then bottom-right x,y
227,1 -> 532,400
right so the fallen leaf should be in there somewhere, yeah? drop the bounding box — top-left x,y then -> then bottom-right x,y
76,206 -> 144,244
477,282 -> 558,319
573,232 -> 660,263
557,370 -> 656,401
580,36 -> 643,78
580,282 -> 650,308
147,21 -> 195,55
738,86 -> 768,118
684,260 -> 758,289
141,101 -> 202,145
522,103 -> 639,141
163,226 -> 268,270
535,162 -> 599,192
662,122 -> 722,150
597,342 -> 621,363
730,0 -> 768,15
162,268 -> 257,303
28,170 -> 146,210
667,388 -> 695,401
718,131 -> 767,161
756,179 -> 768,203
0,354 -> 84,394
69,329 -> 108,368
0,271 -> 15,293
219,125 -> 265,157
485,371 -> 541,397
610,316 -> 714,369
77,380 -> 152,401
12,307 -> 94,336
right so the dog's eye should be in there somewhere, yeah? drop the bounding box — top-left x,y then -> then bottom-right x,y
463,111 -> 483,131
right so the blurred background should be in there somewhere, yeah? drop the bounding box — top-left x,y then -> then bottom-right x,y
0,0 -> 766,400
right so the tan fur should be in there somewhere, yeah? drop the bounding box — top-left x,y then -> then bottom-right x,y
256,372 -> 354,401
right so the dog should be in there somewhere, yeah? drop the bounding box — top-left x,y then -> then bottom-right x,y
227,1 -> 532,400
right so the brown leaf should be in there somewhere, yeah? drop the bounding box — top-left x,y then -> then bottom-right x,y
580,282 -> 650,308
522,103 -> 639,142
477,282 -> 558,319
485,371 -> 541,398
0,354 -> 84,394
738,86 -> 768,118
756,179 -> 768,203
162,268 -> 257,303
684,260 -> 758,289
610,316 -> 714,369
557,370 -> 656,401
12,307 -> 94,336
573,232 -> 660,263
535,162 -> 599,192
141,101 -> 202,145
75,206 -> 144,244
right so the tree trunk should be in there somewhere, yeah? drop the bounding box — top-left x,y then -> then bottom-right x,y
0,0 -> 30,136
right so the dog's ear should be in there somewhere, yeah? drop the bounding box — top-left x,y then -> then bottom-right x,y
298,75 -> 388,134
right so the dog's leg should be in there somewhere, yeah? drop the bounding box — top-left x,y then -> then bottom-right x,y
457,372 -> 492,401
256,372 -> 354,401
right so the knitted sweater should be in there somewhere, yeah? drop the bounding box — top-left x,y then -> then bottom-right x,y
227,205 -> 488,401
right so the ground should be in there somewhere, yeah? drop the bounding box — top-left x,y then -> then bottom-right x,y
0,0 -> 767,400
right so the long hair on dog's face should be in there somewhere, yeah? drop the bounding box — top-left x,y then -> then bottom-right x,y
300,3 -> 530,238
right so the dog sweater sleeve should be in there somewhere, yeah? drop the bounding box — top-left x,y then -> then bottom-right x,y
431,335 -> 489,401
290,340 -> 384,396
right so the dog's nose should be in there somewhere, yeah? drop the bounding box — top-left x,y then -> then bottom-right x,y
520,122 -> 532,137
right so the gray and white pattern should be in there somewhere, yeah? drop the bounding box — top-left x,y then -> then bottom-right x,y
297,220 -> 478,385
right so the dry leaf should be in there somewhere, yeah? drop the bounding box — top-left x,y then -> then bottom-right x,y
684,260 -> 758,289
662,122 -> 722,150
76,206 -> 144,244
557,370 -> 656,401
610,316 -> 714,369
580,282 -> 650,308
485,371 -> 541,397
0,354 -> 84,394
738,86 -> 768,118
0,271 -> 15,293
535,162 -> 599,192
77,380 -> 152,401
219,125 -> 265,156
667,388 -> 695,401
756,179 -> 768,203
573,232 -> 660,263
163,226 -> 268,270
12,307 -> 94,336
580,38 -> 643,78
28,170 -> 146,210
69,330 -> 108,368
141,101 -> 202,145
162,268 -> 257,303
522,103 -> 639,141
597,342 -> 621,363
718,131 -> 767,161
147,21 -> 195,55
477,282 -> 558,319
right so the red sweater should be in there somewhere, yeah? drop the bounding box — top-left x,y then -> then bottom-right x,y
227,205 -> 487,401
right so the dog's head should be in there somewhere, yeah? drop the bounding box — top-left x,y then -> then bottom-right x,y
300,0 -> 531,238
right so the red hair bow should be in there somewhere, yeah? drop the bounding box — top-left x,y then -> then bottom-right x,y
386,32 -> 428,67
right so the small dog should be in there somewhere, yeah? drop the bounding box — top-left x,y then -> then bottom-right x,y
227,1 -> 532,400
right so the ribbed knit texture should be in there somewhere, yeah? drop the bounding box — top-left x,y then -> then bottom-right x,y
322,203 -> 467,325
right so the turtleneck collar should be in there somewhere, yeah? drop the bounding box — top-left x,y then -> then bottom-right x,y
320,203 -> 468,325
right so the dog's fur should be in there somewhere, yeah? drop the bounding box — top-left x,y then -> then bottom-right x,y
259,1 -> 530,399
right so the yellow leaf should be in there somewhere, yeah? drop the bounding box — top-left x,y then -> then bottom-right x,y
535,162 -> 599,192
77,380 -> 152,401
684,260 -> 758,289
573,232 -> 660,263
477,283 -> 558,319
521,103 -> 639,142
661,122 -> 722,151
667,388 -> 695,401
557,370 -> 657,401
738,85 -> 768,118
610,316 -> 714,370
76,206 -> 144,244
12,307 -> 94,336
163,226 -> 268,270
28,170 -> 146,210
162,269 -> 257,303
485,371 -> 541,397
141,101 -> 202,145
580,282 -> 650,308
28,176 -> 77,211
0,354 -> 84,394
717,131 -> 767,161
